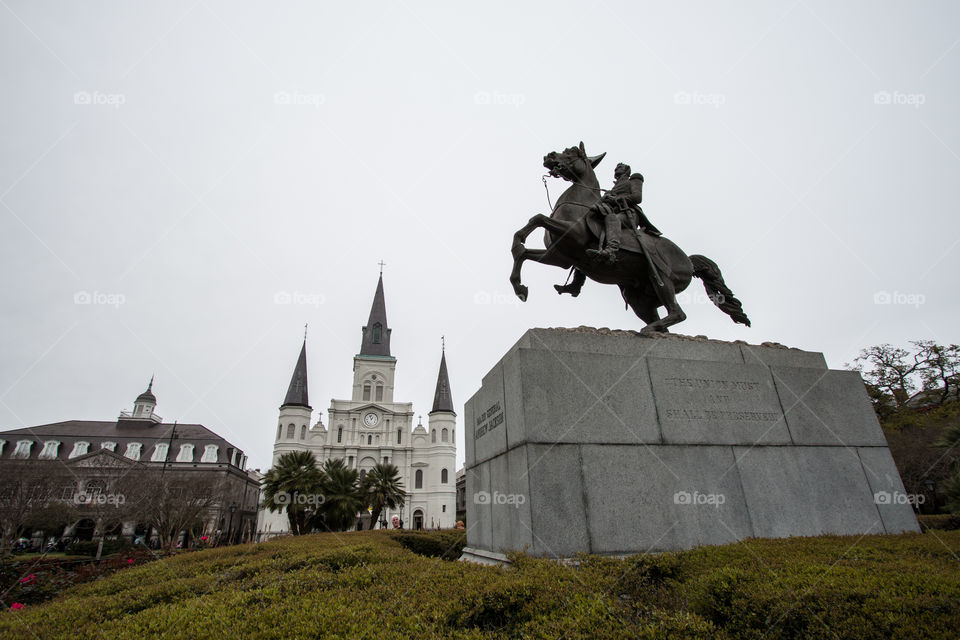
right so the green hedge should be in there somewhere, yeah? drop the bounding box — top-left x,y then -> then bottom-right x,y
918,513 -> 960,531
389,529 -> 466,560
1,530 -> 958,638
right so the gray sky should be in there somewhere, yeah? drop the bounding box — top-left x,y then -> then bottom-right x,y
1,1 -> 958,472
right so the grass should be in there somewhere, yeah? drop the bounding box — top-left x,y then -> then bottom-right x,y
0,529 -> 958,639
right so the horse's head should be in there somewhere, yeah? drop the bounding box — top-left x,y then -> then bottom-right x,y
543,141 -> 606,183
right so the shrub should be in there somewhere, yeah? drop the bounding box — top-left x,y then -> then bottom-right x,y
389,529 -> 466,560
919,513 -> 960,531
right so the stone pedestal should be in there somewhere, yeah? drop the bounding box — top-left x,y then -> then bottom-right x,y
461,328 -> 918,562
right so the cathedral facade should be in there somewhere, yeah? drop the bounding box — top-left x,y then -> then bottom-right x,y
258,275 -> 457,537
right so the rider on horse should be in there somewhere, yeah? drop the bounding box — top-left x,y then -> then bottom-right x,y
585,163 -> 660,264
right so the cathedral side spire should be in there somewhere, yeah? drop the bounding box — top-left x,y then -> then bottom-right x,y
359,273 -> 392,357
430,346 -> 455,414
282,339 -> 311,409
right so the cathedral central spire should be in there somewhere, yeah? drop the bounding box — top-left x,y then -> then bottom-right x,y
359,273 -> 392,357
282,339 -> 311,409
430,347 -> 455,414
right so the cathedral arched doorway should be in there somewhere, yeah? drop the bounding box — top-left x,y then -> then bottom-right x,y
74,519 -> 96,541
413,509 -> 424,530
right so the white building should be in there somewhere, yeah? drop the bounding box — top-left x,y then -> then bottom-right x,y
258,274 -> 457,537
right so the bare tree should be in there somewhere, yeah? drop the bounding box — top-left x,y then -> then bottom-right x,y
0,461 -> 69,557
851,341 -> 960,416
134,469 -> 224,551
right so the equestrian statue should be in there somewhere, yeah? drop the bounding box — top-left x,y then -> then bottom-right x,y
509,142 -> 751,334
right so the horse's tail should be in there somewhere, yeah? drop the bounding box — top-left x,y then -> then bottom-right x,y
689,254 -> 751,327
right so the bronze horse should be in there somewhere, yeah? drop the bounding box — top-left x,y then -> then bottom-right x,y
509,142 -> 750,333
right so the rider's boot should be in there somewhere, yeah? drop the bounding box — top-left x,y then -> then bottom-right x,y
588,240 -> 619,264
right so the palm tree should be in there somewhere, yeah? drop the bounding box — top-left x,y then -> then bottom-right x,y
361,463 -> 405,530
262,451 -> 322,535
312,458 -> 363,532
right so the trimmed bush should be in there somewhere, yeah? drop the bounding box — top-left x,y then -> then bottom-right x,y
0,530 -> 957,638
918,513 -> 960,531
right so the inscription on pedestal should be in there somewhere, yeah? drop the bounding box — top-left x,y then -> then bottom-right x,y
649,358 -> 791,444
475,401 -> 504,440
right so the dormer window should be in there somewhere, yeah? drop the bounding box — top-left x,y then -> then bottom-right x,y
201,445 -> 218,463
151,443 -> 169,462
176,444 -> 194,463
69,441 -> 90,458
101,441 -> 116,452
124,442 -> 142,461
38,441 -> 61,459
12,440 -> 33,459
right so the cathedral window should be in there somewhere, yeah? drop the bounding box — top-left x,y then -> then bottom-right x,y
415,469 -> 423,489
286,424 -> 295,439
276,425 -> 281,439
337,427 -> 343,443
176,444 -> 194,462
13,440 -> 33,458
397,429 -> 402,444
375,385 -> 383,401
300,425 -> 306,440
431,430 -> 436,443
69,441 -> 90,459
123,442 -> 142,461
441,468 -> 448,484
442,505 -> 446,512
442,428 -> 449,442
367,435 -> 372,445
38,441 -> 60,459
151,443 -> 169,462
201,445 -> 218,463
373,323 -> 382,343
363,384 -> 371,401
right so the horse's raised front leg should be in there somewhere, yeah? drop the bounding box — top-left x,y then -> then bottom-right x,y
510,215 -> 573,301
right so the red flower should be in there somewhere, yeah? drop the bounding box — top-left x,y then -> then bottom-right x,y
10,603 -> 24,610
127,558 -> 134,565
19,575 -> 35,585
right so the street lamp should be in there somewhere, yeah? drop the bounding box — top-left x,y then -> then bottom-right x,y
228,502 -> 238,544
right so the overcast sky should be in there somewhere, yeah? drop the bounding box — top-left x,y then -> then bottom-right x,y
1,1 -> 958,472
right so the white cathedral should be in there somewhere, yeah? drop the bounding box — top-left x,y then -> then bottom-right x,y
258,274 -> 458,537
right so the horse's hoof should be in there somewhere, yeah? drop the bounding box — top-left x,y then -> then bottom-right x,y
516,286 -> 528,302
